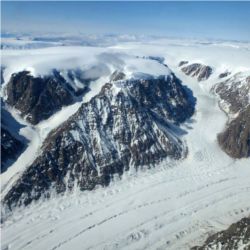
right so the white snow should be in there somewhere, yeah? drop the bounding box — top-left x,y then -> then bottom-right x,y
110,39 -> 250,78
1,38 -> 250,250
1,46 -> 172,87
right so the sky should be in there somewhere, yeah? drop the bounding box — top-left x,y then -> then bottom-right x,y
1,1 -> 250,41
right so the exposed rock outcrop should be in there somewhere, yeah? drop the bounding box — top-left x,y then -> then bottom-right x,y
213,73 -> 250,115
218,105 -> 250,158
180,63 -> 213,81
3,73 -> 196,208
139,56 -> 165,64
1,103 -> 28,172
213,73 -> 250,158
6,70 -> 91,124
178,61 -> 188,67
1,66 -> 5,84
110,70 -> 126,82
1,127 -> 25,173
218,71 -> 231,79
191,217 -> 250,250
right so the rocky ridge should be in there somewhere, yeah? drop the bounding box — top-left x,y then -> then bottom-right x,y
218,105 -> 250,158
3,72 -> 196,208
179,62 -> 213,81
212,73 -> 250,158
212,73 -> 250,115
1,127 -> 25,173
1,104 -> 27,172
191,217 -> 250,250
5,69 -> 93,124
218,71 -> 231,79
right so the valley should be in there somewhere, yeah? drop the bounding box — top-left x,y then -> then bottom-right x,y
1,39 -> 250,250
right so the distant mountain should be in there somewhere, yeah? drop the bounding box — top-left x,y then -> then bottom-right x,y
179,62 -> 213,81
0,38 -> 62,50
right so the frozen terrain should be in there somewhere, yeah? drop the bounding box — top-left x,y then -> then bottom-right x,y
1,39 -> 250,249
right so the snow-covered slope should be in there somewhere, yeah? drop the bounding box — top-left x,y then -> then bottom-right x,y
2,62 -> 250,250
0,49 -> 179,197
1,38 -> 250,250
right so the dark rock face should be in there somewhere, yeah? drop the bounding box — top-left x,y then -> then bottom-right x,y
213,73 -> 250,159
6,70 -> 91,125
178,61 -> 188,67
192,217 -> 250,250
1,66 -> 5,84
3,73 -> 195,208
181,63 -> 213,81
218,105 -> 250,158
213,73 -> 250,114
218,71 -> 231,79
1,127 -> 24,173
110,70 -> 126,82
1,103 -> 28,172
147,56 -> 165,64
139,56 -> 165,64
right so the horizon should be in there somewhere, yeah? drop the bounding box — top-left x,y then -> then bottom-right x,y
1,1 -> 250,42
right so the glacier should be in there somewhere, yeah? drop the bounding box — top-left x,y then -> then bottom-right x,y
1,37 -> 250,250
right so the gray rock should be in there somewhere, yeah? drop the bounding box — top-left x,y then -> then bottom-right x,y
218,71 -> 231,79
181,63 -> 213,81
1,102 -> 28,172
1,128 -> 25,173
6,70 -> 91,125
213,73 -> 250,159
178,61 -> 189,67
110,70 -> 126,82
218,105 -> 250,158
191,217 -> 250,250
212,73 -> 250,114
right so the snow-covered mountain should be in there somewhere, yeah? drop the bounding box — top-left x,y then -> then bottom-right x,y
3,72 -> 195,208
212,72 -> 250,115
1,38 -> 250,250
211,72 -> 250,158
5,69 -> 92,124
